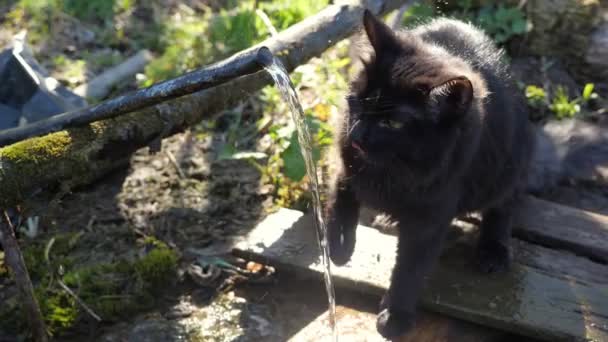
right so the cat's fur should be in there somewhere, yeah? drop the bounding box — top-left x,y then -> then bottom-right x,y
326,11 -> 535,339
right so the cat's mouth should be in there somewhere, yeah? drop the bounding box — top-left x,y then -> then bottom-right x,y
351,141 -> 366,156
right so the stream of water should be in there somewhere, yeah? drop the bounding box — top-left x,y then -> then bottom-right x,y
263,57 -> 338,342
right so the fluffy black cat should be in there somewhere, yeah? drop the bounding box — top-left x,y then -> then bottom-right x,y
326,11 -> 535,339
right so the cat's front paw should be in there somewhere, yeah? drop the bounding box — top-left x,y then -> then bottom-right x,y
477,240 -> 512,273
376,308 -> 415,339
328,223 -> 356,266
329,230 -> 355,266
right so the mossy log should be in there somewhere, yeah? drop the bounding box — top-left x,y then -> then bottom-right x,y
0,0 -> 406,208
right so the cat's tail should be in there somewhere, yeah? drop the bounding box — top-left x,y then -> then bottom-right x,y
527,119 -> 608,193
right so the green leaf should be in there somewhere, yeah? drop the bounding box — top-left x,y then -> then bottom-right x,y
495,6 -> 509,21
280,118 -> 323,181
494,33 -> 508,43
402,3 -> 435,27
511,19 -> 527,34
281,134 -> 307,181
331,57 -> 351,69
549,86 -> 580,119
218,143 -> 237,160
582,83 -> 595,101
525,85 -> 546,101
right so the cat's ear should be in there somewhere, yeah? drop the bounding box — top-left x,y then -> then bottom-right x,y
363,9 -> 400,56
428,76 -> 473,122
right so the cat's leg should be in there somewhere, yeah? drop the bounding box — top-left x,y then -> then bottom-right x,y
376,213 -> 452,339
477,198 -> 516,273
326,176 -> 360,265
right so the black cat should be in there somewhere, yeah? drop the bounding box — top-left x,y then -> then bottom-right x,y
326,10 -> 535,339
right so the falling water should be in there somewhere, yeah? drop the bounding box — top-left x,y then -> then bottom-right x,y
263,57 -> 338,342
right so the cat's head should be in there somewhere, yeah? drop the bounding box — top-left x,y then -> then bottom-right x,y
344,11 -> 483,177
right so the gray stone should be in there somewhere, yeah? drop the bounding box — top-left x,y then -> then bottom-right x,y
0,103 -> 20,130
586,23 -> 608,80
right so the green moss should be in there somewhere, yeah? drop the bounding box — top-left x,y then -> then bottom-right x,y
21,233 -> 78,281
38,289 -> 78,334
0,107 -> 164,207
22,242 -> 47,280
62,260 -> 140,319
0,131 -> 73,164
1,235 -> 178,337
134,238 -> 179,290
1,234 -> 79,336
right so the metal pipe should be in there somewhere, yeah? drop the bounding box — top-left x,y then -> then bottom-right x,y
0,46 -> 275,147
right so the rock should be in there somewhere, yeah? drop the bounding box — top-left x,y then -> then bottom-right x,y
586,23 -> 608,80
0,33 -> 86,130
510,57 -> 579,96
529,118 -> 608,193
0,104 -> 20,129
164,300 -> 195,319
523,0 -> 602,81
98,317 -> 190,342
98,293 -> 281,342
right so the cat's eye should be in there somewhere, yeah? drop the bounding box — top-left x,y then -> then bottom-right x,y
378,119 -> 404,129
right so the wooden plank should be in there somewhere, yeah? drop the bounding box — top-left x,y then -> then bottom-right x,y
289,305 -> 510,342
233,209 -> 608,342
513,196 -> 608,263
360,196 -> 608,264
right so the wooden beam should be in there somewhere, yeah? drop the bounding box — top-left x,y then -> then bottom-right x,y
233,208 -> 608,342
74,50 -> 153,101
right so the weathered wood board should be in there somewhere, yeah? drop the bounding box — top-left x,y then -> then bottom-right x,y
233,208 -> 608,342
361,195 -> 608,264
288,305 -> 510,342
513,196 -> 608,263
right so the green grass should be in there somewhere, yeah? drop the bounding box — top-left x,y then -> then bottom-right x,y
5,0 -> 135,44
401,0 -> 528,44
142,0 -> 329,86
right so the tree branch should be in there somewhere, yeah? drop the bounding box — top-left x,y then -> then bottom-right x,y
0,211 -> 48,342
0,0 -> 407,208
0,47 -> 272,147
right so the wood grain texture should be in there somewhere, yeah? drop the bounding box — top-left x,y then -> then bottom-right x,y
361,195 -> 608,264
513,196 -> 608,263
233,208 -> 608,342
